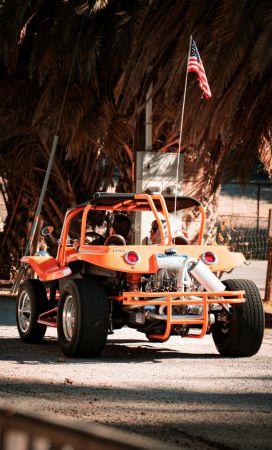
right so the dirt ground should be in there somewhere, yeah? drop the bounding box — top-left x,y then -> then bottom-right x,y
0,294 -> 272,450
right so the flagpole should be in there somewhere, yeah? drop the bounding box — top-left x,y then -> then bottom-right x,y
173,35 -> 193,226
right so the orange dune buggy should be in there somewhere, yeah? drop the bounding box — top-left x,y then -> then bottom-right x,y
17,193 -> 264,358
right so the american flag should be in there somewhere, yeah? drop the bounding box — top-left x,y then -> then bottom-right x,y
188,39 -> 211,100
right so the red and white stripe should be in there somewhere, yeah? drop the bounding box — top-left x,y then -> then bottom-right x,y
188,56 -> 211,100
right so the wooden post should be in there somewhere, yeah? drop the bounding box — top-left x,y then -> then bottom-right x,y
1,188 -> 22,249
264,209 -> 272,303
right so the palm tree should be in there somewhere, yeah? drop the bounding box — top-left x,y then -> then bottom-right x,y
0,0 -> 271,274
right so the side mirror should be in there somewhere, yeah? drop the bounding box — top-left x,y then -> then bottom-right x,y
42,226 -> 54,236
41,226 -> 58,246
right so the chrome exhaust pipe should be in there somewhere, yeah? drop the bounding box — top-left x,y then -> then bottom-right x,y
189,259 -> 225,292
146,311 -> 203,321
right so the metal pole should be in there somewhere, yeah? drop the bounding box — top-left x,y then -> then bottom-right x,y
173,35 -> 192,219
24,135 -> 59,256
134,0 -> 153,244
264,209 -> 272,304
145,84 -> 153,152
257,183 -> 260,232
135,84 -> 153,244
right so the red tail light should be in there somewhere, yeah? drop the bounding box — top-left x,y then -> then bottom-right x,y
201,251 -> 217,265
124,251 -> 140,264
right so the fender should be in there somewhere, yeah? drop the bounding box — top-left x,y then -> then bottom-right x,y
22,256 -> 71,282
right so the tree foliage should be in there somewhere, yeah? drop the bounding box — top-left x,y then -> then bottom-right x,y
0,0 -> 271,272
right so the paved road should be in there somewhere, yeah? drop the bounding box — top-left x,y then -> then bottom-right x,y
0,295 -> 271,450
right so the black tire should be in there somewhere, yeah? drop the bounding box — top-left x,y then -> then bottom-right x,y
212,279 -> 264,357
16,279 -> 48,343
57,278 -> 109,358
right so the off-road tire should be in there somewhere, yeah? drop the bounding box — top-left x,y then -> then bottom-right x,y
212,279 -> 264,357
16,279 -> 48,343
57,278 -> 109,358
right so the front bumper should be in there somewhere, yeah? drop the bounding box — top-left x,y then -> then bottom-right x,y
112,290 -> 245,341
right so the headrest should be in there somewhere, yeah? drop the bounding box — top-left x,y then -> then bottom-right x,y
173,235 -> 189,245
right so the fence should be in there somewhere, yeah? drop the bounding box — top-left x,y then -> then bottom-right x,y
213,216 -> 269,261
0,407 -> 171,450
211,214 -> 271,300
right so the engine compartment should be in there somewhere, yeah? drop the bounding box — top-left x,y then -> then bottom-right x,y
107,251 -> 231,338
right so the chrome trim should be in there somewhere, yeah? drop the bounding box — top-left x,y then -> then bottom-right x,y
62,294 -> 76,341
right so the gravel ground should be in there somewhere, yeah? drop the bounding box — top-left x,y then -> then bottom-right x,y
0,294 -> 272,450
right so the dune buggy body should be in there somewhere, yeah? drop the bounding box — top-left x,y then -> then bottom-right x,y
17,193 -> 264,357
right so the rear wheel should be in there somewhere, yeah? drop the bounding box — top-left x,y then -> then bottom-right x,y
16,279 -> 48,343
212,279 -> 264,357
57,278 -> 109,357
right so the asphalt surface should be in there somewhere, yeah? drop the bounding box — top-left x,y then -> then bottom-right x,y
0,294 -> 271,450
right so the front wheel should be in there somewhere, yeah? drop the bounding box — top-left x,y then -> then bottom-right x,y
57,278 -> 109,358
212,279 -> 264,357
16,279 -> 48,343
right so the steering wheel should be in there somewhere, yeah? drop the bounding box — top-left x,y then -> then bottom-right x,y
104,234 -> 126,246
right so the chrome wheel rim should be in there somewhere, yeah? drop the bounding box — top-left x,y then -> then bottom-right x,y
18,290 -> 31,333
62,295 -> 76,341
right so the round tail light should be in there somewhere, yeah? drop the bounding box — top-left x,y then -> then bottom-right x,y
124,251 -> 140,265
201,251 -> 217,265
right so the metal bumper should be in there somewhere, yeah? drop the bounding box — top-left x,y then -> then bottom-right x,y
113,290 -> 246,341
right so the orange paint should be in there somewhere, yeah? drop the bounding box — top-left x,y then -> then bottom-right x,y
21,192 -> 246,342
